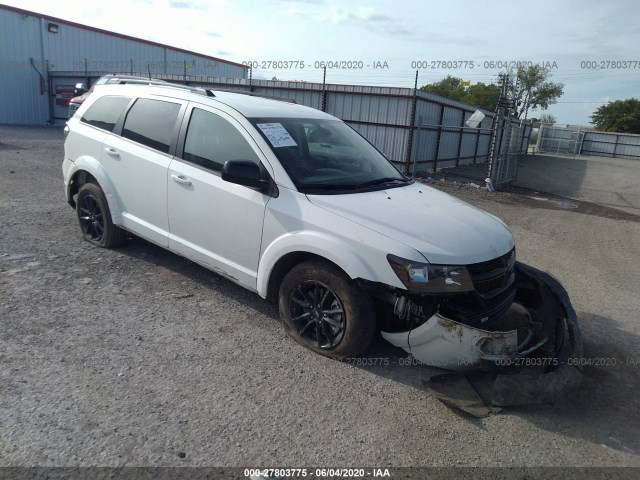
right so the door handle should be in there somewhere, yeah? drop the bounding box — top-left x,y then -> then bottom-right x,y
104,147 -> 120,158
171,174 -> 192,186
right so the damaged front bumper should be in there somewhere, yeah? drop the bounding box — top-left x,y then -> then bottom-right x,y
378,262 -> 583,416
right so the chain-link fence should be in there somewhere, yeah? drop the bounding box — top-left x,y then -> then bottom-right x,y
489,118 -> 532,188
535,124 -> 584,156
414,114 -> 532,188
535,124 -> 640,160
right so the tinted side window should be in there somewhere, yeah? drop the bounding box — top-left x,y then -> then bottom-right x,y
122,98 -> 181,153
80,96 -> 130,132
183,108 -> 260,172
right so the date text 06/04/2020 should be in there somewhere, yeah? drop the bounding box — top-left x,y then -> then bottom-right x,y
244,468 -> 391,478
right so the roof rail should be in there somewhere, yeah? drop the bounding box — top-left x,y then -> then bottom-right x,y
150,83 -> 216,97
213,89 -> 296,103
102,76 -> 216,98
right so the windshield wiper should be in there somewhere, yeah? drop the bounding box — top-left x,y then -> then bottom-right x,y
300,183 -> 360,190
300,177 -> 409,192
356,177 -> 408,188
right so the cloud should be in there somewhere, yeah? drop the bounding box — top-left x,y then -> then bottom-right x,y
294,6 -> 414,38
168,1 -> 190,8
342,10 -> 413,37
276,0 -> 325,4
204,31 -> 222,38
168,0 -> 208,10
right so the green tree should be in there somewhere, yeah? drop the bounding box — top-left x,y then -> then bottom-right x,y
463,82 -> 500,111
420,77 -> 499,111
420,75 -> 465,102
419,66 -> 563,116
590,99 -> 640,133
539,113 -> 557,126
510,65 -> 564,119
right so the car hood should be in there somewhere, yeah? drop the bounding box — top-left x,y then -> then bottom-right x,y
307,182 -> 515,265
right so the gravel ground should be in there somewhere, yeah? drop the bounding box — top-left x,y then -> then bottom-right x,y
1,126 -> 640,470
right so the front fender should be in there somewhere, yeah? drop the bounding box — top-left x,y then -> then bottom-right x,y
256,231 -> 391,298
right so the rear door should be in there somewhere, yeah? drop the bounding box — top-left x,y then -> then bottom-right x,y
67,94 -> 131,165
167,104 -> 271,291
103,96 -> 186,246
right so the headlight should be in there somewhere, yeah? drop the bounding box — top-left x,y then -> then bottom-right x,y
387,254 -> 474,293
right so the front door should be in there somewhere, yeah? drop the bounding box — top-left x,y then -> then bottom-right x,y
167,105 -> 270,291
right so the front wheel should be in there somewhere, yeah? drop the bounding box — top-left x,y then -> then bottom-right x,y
278,260 -> 376,359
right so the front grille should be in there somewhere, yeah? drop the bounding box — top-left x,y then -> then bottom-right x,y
467,248 -> 515,297
440,285 -> 516,326
439,249 -> 517,326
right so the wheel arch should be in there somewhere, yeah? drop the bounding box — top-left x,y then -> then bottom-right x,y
67,169 -> 97,209
265,251 -> 344,303
259,232 -> 379,303
66,157 -> 122,222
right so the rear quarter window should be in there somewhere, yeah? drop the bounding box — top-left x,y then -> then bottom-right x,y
80,96 -> 131,132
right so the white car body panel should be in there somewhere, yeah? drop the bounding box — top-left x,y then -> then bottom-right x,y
307,182 -> 515,265
381,314 -> 518,371
209,91 -> 334,120
255,187 -> 426,297
167,157 -> 270,291
100,134 -> 173,247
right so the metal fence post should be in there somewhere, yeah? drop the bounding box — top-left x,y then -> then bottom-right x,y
411,115 -> 423,175
455,110 -> 465,167
404,70 -> 419,175
320,66 -> 327,112
520,121 -> 527,155
433,105 -> 445,172
577,127 -> 584,155
487,111 -> 504,187
473,122 -> 481,164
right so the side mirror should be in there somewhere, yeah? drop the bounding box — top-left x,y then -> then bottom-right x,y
222,160 -> 269,190
74,83 -> 88,95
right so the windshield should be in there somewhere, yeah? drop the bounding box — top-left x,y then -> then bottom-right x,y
249,117 -> 410,193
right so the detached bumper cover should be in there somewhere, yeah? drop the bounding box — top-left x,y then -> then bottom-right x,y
381,314 -> 520,371
381,262 -> 583,416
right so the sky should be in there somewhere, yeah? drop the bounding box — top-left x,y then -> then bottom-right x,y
4,0 -> 640,125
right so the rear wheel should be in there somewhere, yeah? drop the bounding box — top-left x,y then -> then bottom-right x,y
278,259 -> 376,359
76,183 -> 126,248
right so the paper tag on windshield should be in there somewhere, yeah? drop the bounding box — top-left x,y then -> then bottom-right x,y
257,123 -> 298,148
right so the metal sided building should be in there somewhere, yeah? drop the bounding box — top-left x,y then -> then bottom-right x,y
0,4 -> 248,125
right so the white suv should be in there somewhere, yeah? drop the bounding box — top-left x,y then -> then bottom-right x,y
62,81 -> 581,381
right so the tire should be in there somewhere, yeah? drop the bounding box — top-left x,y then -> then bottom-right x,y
278,259 -> 376,359
76,183 -> 126,248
